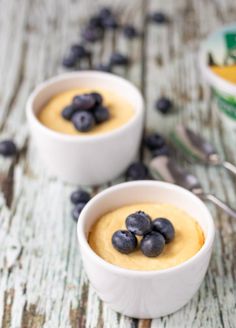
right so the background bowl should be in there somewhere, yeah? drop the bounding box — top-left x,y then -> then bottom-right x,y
26,71 -> 144,185
77,181 -> 215,319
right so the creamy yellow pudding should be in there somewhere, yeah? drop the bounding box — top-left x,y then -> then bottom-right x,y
211,65 -> 236,84
38,88 -> 134,135
89,203 -> 204,271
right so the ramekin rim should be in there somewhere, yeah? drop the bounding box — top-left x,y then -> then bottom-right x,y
26,71 -> 144,142
77,180 -> 215,277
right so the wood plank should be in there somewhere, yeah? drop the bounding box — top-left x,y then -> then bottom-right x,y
0,0 -> 235,327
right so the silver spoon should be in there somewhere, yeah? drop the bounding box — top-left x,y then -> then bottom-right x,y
170,124 -> 236,175
150,155 -> 236,219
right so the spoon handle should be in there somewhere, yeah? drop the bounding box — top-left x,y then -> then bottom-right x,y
222,161 -> 236,176
202,193 -> 236,219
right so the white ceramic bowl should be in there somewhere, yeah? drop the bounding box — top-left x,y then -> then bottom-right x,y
77,181 -> 215,319
26,71 -> 144,185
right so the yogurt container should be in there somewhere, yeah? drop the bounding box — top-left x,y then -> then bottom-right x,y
200,23 -> 236,124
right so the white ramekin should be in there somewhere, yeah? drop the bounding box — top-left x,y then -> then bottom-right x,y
26,71 -> 144,185
77,181 -> 215,319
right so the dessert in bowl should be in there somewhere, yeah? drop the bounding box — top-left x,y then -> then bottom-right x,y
26,71 -> 144,185
89,203 -> 204,271
77,181 -> 215,318
38,88 -> 134,136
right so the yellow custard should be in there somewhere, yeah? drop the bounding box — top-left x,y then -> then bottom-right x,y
211,65 -> 236,84
38,88 -> 134,135
89,203 -> 204,271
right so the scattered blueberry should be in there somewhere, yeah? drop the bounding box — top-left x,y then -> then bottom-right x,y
88,15 -> 104,29
72,111 -> 95,132
70,44 -> 90,59
93,106 -> 110,124
70,189 -> 91,205
62,52 -> 77,68
71,203 -> 86,222
145,133 -> 166,151
123,25 -> 139,39
148,11 -> 169,24
91,92 -> 103,106
152,218 -> 175,243
61,105 -> 76,120
81,26 -> 103,43
99,7 -> 113,20
0,140 -> 17,157
95,63 -> 111,72
126,162 -> 149,180
112,230 -> 137,254
110,52 -> 130,66
155,97 -> 173,114
152,144 -> 170,158
73,94 -> 95,110
126,211 -> 152,236
140,231 -> 165,257
102,16 -> 119,29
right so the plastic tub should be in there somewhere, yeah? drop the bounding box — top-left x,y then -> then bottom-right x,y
200,23 -> 236,124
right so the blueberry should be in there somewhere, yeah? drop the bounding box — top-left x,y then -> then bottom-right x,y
72,111 -> 95,132
61,105 -> 76,120
112,230 -> 137,254
99,7 -> 113,20
72,94 -> 95,110
145,133 -> 166,151
88,15 -> 104,29
140,231 -> 165,257
71,203 -> 86,222
155,97 -> 173,114
102,16 -> 119,29
95,63 -> 111,72
152,218 -> 175,243
82,26 -> 103,43
126,211 -> 152,236
70,189 -> 90,205
0,140 -> 17,157
126,162 -> 148,180
152,145 -> 170,158
70,44 -> 90,59
110,52 -> 130,66
123,25 -> 139,39
93,106 -> 109,123
62,52 -> 77,68
148,11 -> 168,24
90,92 -> 103,106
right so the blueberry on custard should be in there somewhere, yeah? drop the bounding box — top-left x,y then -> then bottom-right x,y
140,231 -> 165,257
72,111 -> 95,132
112,210 -> 175,258
152,218 -> 175,243
93,106 -> 110,124
112,230 -> 137,254
61,105 -> 77,120
126,211 -> 152,236
72,94 -> 96,111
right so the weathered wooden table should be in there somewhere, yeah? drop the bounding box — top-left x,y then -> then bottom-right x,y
0,0 -> 236,327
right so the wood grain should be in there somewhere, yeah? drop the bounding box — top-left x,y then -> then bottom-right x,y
0,0 -> 236,327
